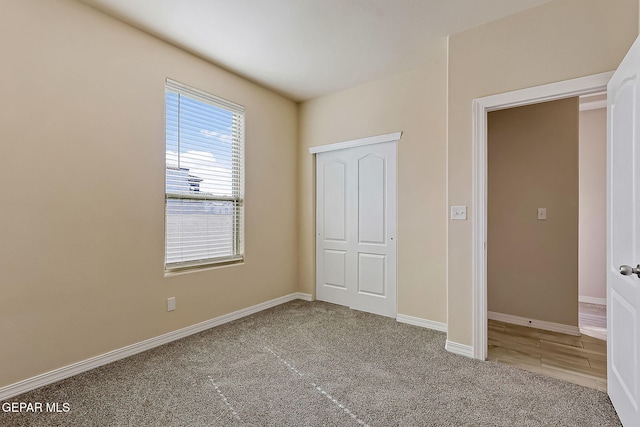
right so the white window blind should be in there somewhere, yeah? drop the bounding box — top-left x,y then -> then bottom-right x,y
165,79 -> 244,270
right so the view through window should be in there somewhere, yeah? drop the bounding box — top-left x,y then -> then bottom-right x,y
165,79 -> 244,270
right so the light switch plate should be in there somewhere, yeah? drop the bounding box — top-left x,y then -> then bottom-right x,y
451,206 -> 467,220
537,208 -> 547,220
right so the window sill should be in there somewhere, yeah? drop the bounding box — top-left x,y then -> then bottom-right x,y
164,258 -> 244,277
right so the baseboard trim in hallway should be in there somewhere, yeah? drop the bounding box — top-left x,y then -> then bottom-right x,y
488,311 -> 581,336
579,301 -> 607,341
578,296 -> 606,305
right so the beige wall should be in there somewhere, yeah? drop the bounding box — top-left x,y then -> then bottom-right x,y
0,0 -> 298,388
487,98 -> 579,326
3,0 -> 637,390
579,107 -> 607,302
448,0 -> 637,345
298,51 -> 448,323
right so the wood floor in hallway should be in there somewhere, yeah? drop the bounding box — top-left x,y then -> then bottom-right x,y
488,319 -> 607,392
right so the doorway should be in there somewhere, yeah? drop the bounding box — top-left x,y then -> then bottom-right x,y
484,94 -> 608,339
484,95 -> 607,390
486,97 -> 580,336
470,72 -> 613,361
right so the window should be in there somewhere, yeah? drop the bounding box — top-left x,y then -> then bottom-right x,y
165,79 -> 244,271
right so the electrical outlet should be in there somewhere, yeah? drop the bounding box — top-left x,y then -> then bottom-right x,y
167,297 -> 176,312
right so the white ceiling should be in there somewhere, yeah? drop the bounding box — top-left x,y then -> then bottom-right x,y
80,0 -> 551,101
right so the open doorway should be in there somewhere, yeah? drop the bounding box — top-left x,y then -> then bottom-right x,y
486,97 -> 580,337
485,97 -> 606,390
473,76 -> 611,391
471,72 -> 612,361
483,93 -> 608,390
484,94 -> 607,340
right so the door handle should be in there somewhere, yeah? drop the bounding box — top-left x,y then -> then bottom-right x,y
619,264 -> 640,278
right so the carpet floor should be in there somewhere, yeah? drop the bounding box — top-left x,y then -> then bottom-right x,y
1,300 -> 621,426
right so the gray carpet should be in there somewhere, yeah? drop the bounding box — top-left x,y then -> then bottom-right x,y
1,300 -> 621,426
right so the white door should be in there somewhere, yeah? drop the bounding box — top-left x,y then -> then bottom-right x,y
608,35 -> 640,426
316,141 -> 397,318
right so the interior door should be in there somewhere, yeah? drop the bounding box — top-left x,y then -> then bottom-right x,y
608,35 -> 640,426
316,141 -> 397,318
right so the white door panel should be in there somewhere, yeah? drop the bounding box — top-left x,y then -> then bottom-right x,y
358,253 -> 386,296
322,249 -> 347,288
358,154 -> 386,244
608,34 -> 640,426
316,140 -> 397,318
322,161 -> 347,241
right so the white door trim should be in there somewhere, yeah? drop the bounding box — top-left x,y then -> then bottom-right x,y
308,131 -> 402,154
471,71 -> 613,360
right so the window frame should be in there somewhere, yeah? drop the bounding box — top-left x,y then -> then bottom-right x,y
164,78 -> 245,272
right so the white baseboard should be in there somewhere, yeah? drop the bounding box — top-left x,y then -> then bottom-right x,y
293,292 -> 314,301
445,340 -> 474,358
396,314 -> 447,332
0,293 -> 309,401
579,295 -> 606,305
488,311 -> 580,336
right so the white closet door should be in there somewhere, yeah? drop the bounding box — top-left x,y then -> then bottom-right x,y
316,141 -> 397,318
